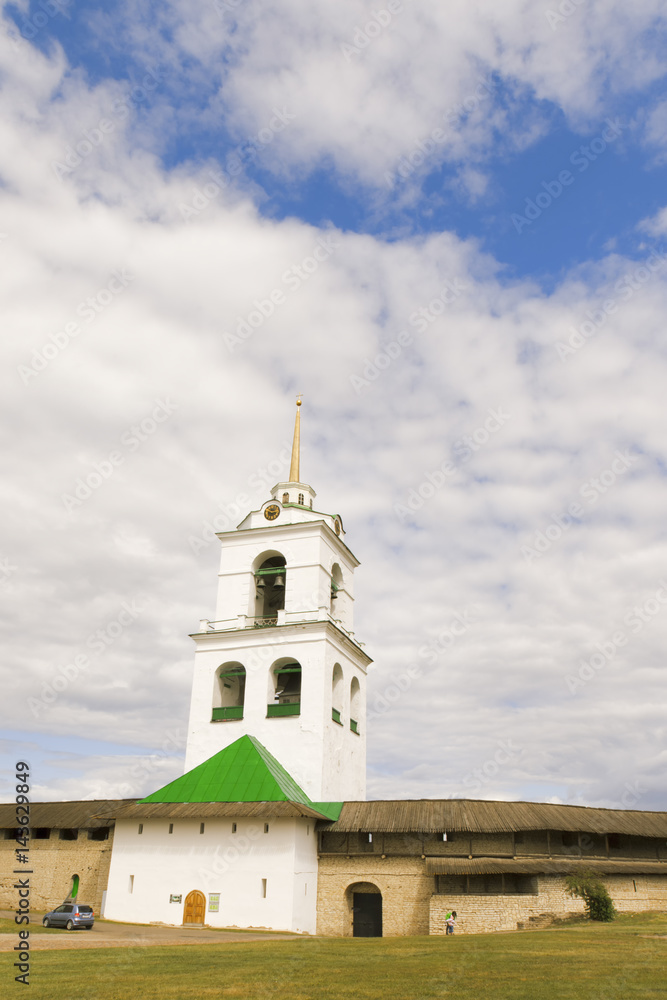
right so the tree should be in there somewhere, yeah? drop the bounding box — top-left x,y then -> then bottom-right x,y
566,871 -> 616,921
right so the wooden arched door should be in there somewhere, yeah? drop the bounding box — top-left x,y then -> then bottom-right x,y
183,890 -> 206,925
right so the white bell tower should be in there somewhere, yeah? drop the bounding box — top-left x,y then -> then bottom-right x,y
184,398 -> 371,802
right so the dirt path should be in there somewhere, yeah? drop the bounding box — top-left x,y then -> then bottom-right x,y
0,910 -> 299,951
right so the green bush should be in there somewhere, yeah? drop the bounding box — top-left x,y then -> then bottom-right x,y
566,871 -> 617,921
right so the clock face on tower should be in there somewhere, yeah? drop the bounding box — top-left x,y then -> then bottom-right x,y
264,503 -> 281,521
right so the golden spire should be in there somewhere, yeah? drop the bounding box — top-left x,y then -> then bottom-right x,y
288,395 -> 302,482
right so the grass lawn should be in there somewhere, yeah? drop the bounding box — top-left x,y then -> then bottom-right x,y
1,912 -> 665,1000
0,917 -> 63,935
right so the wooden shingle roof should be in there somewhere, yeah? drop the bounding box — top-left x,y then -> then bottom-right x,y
319,799 -> 667,836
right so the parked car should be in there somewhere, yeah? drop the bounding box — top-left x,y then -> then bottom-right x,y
42,903 -> 94,930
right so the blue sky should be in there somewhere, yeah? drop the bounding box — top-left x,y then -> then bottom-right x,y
10,0 -> 667,283
2,0 -> 667,809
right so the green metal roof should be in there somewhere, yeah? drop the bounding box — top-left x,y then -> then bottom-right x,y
138,735 -> 342,820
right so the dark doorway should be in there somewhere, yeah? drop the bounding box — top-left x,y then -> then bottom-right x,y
353,892 -> 382,937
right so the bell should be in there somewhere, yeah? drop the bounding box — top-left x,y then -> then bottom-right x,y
273,575 -> 285,589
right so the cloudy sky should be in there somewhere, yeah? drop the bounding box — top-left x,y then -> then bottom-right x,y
2,0 -> 667,811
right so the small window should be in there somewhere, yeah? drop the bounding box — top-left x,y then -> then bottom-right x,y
34,828 -> 51,839
264,823 -> 269,834
282,492 -> 289,503
128,875 -> 134,894
608,833 -> 622,849
298,493 -> 304,505
359,831 -> 374,852
138,824 -> 143,835
88,828 -> 109,841
200,823 -> 205,835
59,829 -> 78,841
309,499 -> 313,508
168,824 -> 173,835
261,878 -> 267,898
232,823 -> 237,833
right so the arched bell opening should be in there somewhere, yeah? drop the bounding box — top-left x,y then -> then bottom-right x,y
350,676 -> 361,734
332,663 -> 344,725
330,562 -> 343,615
253,554 -> 287,623
267,657 -> 302,717
212,662 -> 246,722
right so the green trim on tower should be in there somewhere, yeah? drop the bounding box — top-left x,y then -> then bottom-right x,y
137,734 -> 342,820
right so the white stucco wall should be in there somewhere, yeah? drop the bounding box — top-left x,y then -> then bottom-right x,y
184,625 -> 367,801
104,816 -> 318,933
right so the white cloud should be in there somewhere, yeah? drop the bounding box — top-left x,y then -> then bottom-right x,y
86,0 -> 667,188
1,8 -> 666,811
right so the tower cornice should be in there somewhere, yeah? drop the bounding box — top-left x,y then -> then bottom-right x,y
190,616 -> 373,668
216,518 -> 359,568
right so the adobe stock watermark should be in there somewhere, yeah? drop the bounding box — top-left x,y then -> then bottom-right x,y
565,580 -> 667,694
383,78 -> 495,188
512,119 -> 625,234
214,0 -> 245,15
17,269 -> 134,385
223,234 -> 340,353
0,556 -> 18,587
61,398 -> 178,516
545,0 -> 587,31
350,278 -> 468,393
8,0 -> 71,52
459,739 -> 523,794
394,407 -> 510,523
341,0 -> 407,62
556,248 -> 667,361
366,664 -> 422,723
418,608 -> 476,665
521,449 -> 637,562
51,68 -> 162,180
197,824 -> 263,884
27,597 -> 147,716
179,108 -> 296,221
368,607 -> 476,722
188,443 -> 291,553
115,729 -> 187,797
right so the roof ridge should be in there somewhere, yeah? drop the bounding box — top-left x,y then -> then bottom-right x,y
138,735 -> 321,807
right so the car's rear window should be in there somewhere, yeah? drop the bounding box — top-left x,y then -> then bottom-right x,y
77,906 -> 93,913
